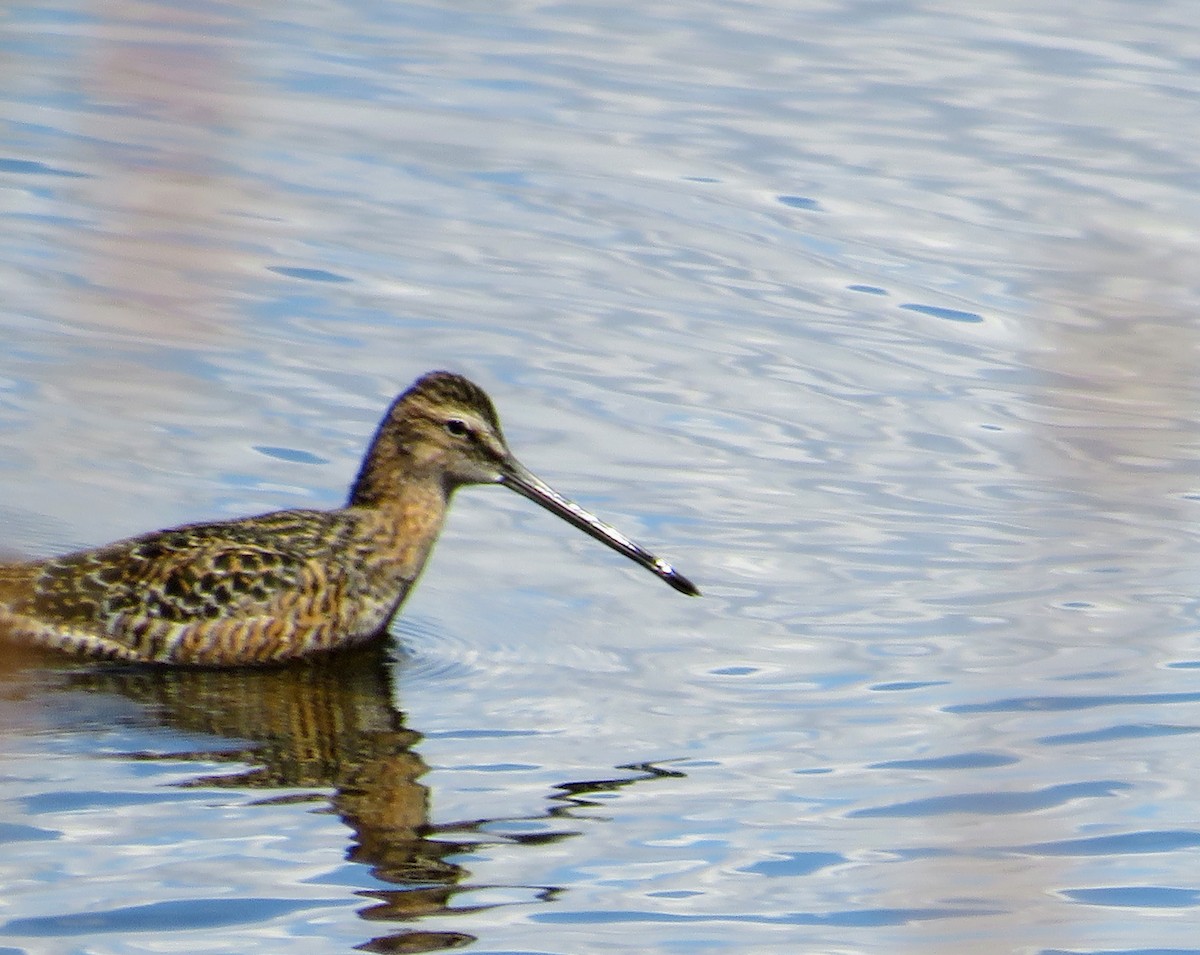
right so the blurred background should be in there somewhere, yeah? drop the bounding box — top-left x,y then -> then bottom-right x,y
0,2 -> 1197,954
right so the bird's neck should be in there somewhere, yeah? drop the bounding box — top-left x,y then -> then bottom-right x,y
344,424 -> 453,576
342,469 -> 452,595
347,412 -> 437,509
344,408 -> 457,581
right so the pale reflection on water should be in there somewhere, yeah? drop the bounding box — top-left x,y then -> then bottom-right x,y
2,0 -> 1199,953
0,648 -> 689,952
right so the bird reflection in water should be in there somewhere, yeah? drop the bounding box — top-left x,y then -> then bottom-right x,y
35,647 -> 684,954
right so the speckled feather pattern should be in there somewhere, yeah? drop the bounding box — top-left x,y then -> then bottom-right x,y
0,501 -> 444,665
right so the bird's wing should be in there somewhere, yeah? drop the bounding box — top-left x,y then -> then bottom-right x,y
9,510 -> 348,629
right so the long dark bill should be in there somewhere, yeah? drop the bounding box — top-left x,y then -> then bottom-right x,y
500,459 -> 700,597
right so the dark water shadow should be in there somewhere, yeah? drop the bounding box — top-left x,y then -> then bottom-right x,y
0,646 -> 685,953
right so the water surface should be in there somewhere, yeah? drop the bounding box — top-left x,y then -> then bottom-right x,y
1,1 -> 1198,953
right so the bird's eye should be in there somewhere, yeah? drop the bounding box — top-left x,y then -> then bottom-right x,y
444,418 -> 470,437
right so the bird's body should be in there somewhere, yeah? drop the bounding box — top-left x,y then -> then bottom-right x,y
0,506 -> 437,665
0,372 -> 697,666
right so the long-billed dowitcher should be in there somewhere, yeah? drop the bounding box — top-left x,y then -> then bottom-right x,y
0,372 -> 698,666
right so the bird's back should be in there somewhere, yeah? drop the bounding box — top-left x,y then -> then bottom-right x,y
0,508 -> 415,665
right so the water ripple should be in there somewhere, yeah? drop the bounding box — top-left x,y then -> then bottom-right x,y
848,781 -> 1133,818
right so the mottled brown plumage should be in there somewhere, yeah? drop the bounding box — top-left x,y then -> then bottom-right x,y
0,371 -> 698,666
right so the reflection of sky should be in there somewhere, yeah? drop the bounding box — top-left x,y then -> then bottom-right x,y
1,1 -> 1199,953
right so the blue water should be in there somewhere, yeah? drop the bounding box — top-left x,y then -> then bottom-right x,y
2,1 -> 1199,953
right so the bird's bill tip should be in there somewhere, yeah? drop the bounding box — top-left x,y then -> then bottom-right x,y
650,558 -> 701,597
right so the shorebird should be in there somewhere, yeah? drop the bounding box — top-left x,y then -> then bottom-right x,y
0,371 -> 698,666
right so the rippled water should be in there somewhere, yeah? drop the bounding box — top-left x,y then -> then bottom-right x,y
2,1 -> 1198,953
